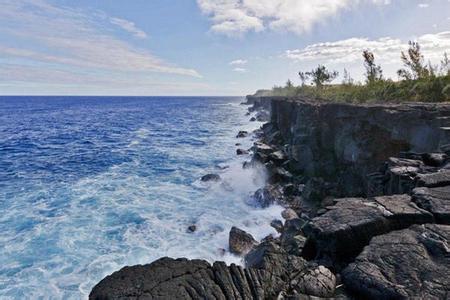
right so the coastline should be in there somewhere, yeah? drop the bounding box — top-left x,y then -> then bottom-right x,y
90,96 -> 450,299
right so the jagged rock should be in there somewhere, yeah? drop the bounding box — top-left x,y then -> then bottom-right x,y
201,173 -> 221,182
303,195 -> 433,265
252,142 -> 274,155
422,152 -> 447,167
342,224 -> 450,300
251,184 -> 284,208
256,110 -> 270,122
302,178 -> 329,202
417,170 -> 450,187
280,218 -> 307,256
250,117 -> 256,122
281,208 -> 299,220
270,219 -> 284,233
271,167 -> 294,183
270,150 -> 287,163
236,148 -> 249,155
90,257 -> 283,300
229,227 -> 258,256
413,185 -> 450,224
236,131 -> 248,138
291,265 -> 336,298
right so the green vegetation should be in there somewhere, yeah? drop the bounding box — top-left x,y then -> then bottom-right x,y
264,42 -> 450,103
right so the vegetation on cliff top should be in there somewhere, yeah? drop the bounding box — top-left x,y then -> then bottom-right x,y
257,42 -> 450,103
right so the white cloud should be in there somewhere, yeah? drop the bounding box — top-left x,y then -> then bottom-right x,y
0,0 -> 201,92
233,67 -> 247,72
285,31 -> 450,64
109,17 -> 148,39
197,0 -> 391,36
418,3 -> 429,8
283,31 -> 450,80
229,59 -> 248,65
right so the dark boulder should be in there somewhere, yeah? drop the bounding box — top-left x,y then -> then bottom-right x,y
251,184 -> 284,208
236,148 -> 249,155
281,208 -> 299,220
201,174 -> 221,182
303,195 -> 433,265
90,257 -> 283,300
229,227 -> 258,256
422,152 -> 447,167
236,131 -> 248,138
413,185 -> 450,224
270,219 -> 284,233
342,224 -> 450,300
187,225 -> 197,233
250,117 -> 256,122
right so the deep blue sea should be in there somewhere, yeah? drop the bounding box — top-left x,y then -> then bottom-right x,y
0,96 -> 282,299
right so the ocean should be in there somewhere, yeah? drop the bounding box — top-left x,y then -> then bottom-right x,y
0,96 -> 282,299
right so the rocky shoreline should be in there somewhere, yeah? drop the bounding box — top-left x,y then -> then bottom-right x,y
90,97 -> 450,299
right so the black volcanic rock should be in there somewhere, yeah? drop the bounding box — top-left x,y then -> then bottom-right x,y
422,152 -> 447,167
413,185 -> 450,224
303,194 -> 433,265
90,257 -> 283,300
201,173 -> 221,182
229,227 -> 258,256
342,224 -> 450,300
236,148 -> 249,155
417,170 -> 450,187
236,131 -> 248,138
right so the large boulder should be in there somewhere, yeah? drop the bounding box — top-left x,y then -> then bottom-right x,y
303,195 -> 433,265
417,170 -> 450,187
201,174 -> 221,182
229,227 -> 258,256
412,185 -> 450,224
342,224 -> 450,300
251,184 -> 284,208
90,257 -> 283,300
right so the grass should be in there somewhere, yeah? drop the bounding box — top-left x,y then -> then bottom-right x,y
258,75 -> 450,104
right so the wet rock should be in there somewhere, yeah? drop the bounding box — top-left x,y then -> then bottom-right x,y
413,185 -> 450,224
201,173 -> 221,182
280,218 -> 307,256
229,227 -> 258,256
90,257 -> 283,300
235,143 -> 241,146
417,170 -> 450,187
250,117 -> 256,122
256,110 -> 270,122
270,219 -> 284,233
236,148 -> 249,155
252,142 -> 274,154
422,152 -> 447,167
342,224 -> 450,300
281,208 -> 299,220
251,184 -> 284,208
236,131 -> 248,138
187,225 -> 197,233
303,195 -> 433,265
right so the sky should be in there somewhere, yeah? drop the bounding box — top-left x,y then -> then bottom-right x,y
0,0 -> 449,96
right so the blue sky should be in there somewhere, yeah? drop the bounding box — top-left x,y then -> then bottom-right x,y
0,0 -> 449,95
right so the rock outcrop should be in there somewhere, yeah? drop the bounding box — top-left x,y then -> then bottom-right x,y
342,224 -> 450,299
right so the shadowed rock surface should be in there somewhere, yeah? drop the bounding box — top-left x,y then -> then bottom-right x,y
229,227 -> 258,256
342,224 -> 450,299
413,185 -> 450,224
303,194 -> 433,265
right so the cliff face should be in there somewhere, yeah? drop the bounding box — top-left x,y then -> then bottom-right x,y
269,98 -> 450,196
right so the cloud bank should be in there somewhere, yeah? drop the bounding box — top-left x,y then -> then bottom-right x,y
0,0 -> 201,94
197,0 -> 391,36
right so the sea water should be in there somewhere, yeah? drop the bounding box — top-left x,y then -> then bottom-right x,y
0,96 -> 283,299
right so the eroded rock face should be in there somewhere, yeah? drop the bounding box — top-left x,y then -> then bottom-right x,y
303,194 -> 433,265
413,185 -> 450,224
270,99 -> 450,196
201,174 -> 221,182
342,224 -> 450,300
229,227 -> 258,256
89,257 -> 283,300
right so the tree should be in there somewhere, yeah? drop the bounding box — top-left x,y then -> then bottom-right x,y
441,52 -> 450,76
298,71 -> 309,86
397,41 -> 429,80
342,68 -> 354,85
362,50 -> 383,84
305,65 -> 338,88
285,79 -> 294,88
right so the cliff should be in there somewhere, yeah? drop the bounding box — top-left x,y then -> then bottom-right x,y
268,97 -> 450,196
